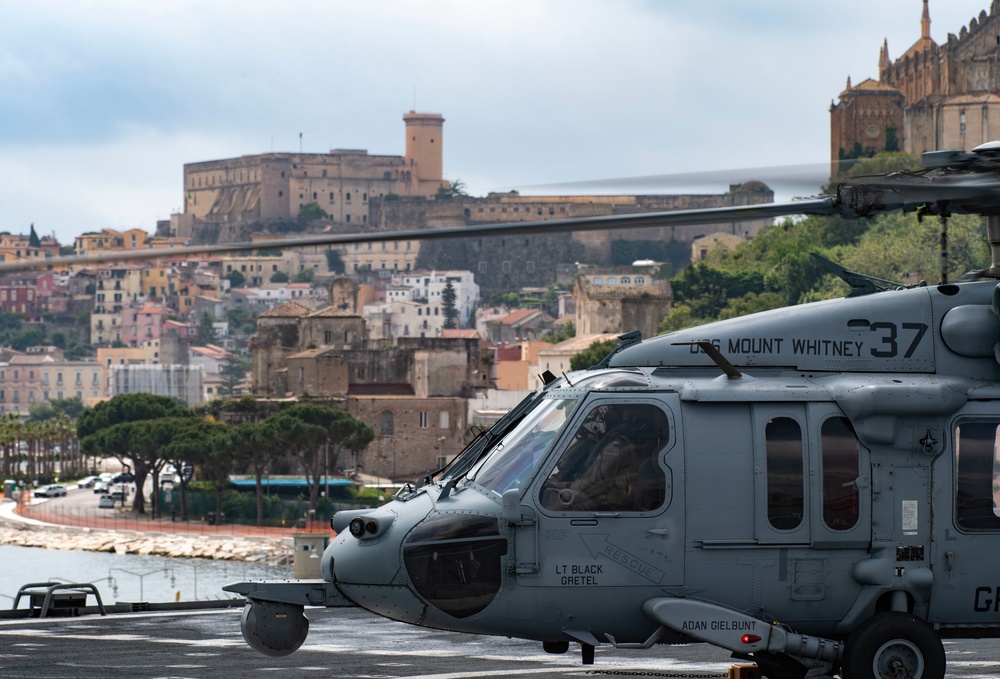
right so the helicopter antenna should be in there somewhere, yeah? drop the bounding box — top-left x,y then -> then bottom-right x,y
810,253 -> 910,297
591,330 -> 643,370
940,212 -> 949,284
561,372 -> 574,387
671,341 -> 742,379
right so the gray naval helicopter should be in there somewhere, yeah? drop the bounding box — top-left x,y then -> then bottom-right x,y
218,143 -> 1000,679
20,144 -> 1000,679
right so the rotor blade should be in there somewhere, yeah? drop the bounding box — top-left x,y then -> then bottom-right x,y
514,163 -> 835,198
0,198 -> 836,274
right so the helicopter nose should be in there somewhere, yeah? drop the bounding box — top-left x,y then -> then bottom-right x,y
401,511 -> 507,619
327,493 -> 434,624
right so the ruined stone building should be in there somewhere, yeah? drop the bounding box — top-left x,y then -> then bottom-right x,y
832,1 -> 1000,162
250,278 -> 492,480
573,269 -> 672,340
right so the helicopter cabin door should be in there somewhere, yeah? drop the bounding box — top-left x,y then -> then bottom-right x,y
752,403 -> 871,549
928,409 -> 1000,626
523,394 -> 684,591
751,403 -> 873,620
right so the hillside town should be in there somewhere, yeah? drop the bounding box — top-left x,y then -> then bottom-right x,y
4,0 -> 999,488
0,107 -> 772,483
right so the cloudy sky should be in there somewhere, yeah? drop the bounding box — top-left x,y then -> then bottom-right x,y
0,0 -> 992,243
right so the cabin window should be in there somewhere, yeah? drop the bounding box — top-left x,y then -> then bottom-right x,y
540,403 -> 668,512
471,397 -> 580,494
379,410 -> 394,437
955,420 -> 1000,530
821,416 -> 860,531
765,417 -> 804,530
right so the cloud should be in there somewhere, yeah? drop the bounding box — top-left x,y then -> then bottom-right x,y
0,0 -> 993,242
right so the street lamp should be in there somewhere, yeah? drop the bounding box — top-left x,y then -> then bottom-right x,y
107,567 -> 174,601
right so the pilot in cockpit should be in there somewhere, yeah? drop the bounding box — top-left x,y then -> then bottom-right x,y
542,404 -> 666,512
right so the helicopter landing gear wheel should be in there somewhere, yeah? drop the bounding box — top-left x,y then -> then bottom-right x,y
840,612 -> 944,679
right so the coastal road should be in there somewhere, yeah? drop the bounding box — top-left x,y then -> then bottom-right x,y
1,606 -> 998,679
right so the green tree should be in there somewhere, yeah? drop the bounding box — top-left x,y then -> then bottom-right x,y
435,179 -> 468,200
160,418 -> 218,521
196,312 -> 217,345
270,271 -> 290,283
541,321 -> 575,343
292,268 -> 315,283
227,308 -> 256,337
670,263 -> 767,317
569,338 -> 619,371
226,270 -> 246,288
77,394 -> 194,513
10,327 -> 45,351
657,303 -> 705,335
325,249 -> 345,274
441,280 -> 458,329
717,292 -> 787,321
220,353 -> 251,396
267,404 -> 373,512
28,396 -> 85,423
298,202 -> 329,220
232,421 -> 280,526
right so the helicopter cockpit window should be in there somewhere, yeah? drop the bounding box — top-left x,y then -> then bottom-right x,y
766,417 -> 804,531
469,397 -> 580,494
560,370 -> 648,390
955,421 -> 1000,531
821,417 -> 860,531
540,403 -> 668,512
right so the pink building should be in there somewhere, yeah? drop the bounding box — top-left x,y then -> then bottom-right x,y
119,303 -> 165,347
0,273 -> 55,321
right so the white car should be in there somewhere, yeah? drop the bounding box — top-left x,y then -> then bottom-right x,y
98,495 -> 115,508
34,485 -> 67,498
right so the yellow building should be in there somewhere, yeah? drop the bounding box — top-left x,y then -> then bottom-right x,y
0,355 -> 105,415
141,266 -> 170,299
691,232 -> 745,261
220,255 -> 285,287
335,239 -> 421,275
92,266 -> 144,345
0,233 -> 61,266
74,228 -> 150,255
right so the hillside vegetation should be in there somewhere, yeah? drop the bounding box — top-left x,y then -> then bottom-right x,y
658,154 -> 992,334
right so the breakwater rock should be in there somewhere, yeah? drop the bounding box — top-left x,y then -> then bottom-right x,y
0,525 -> 292,564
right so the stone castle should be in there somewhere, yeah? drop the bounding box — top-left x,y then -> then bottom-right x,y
831,1 -> 1000,163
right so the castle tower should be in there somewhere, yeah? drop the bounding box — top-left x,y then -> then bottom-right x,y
403,111 -> 445,196
921,0 -> 931,40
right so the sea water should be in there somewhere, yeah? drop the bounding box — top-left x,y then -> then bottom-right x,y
0,544 -> 290,605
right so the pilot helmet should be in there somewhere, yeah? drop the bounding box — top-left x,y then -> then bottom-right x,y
583,407 -> 607,436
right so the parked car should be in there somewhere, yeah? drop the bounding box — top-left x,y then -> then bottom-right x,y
34,485 -> 67,498
93,481 -> 109,494
110,472 -> 134,484
98,494 -> 115,508
77,476 -> 98,489
109,485 -> 127,503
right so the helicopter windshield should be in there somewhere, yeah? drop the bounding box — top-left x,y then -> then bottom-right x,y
468,396 -> 580,494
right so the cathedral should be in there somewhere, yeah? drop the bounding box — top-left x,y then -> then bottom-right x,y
831,1 -> 1000,165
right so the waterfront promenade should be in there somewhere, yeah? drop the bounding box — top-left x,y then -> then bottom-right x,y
0,492 -> 333,563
